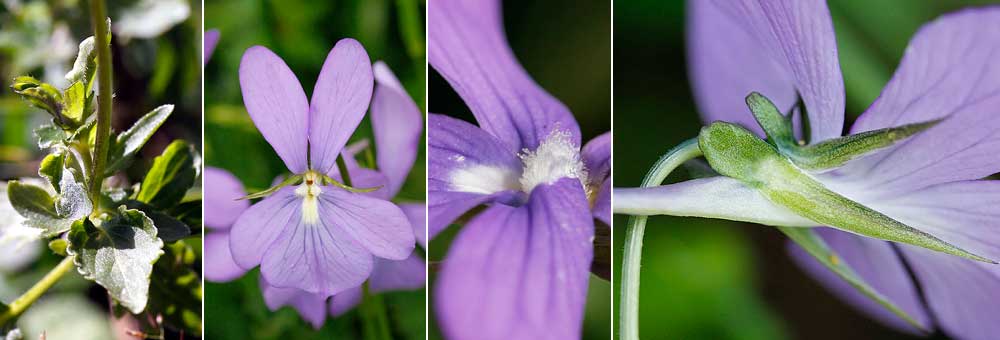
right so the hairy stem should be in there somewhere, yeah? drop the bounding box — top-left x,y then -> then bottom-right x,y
620,139 -> 701,340
88,0 -> 113,206
0,256 -> 76,325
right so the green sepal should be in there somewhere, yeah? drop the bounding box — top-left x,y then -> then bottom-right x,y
746,92 -> 939,171
320,174 -> 383,193
105,105 -> 175,176
136,140 -> 200,209
698,122 -> 994,263
786,120 -> 939,171
48,238 -> 68,256
67,206 -> 165,314
779,227 -> 928,332
238,174 -> 302,200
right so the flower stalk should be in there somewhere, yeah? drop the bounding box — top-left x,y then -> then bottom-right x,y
360,283 -> 392,340
0,256 -> 76,325
620,138 -> 701,340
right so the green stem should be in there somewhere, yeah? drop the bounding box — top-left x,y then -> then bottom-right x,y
88,0 -> 113,206
336,154 -> 354,187
360,283 -> 392,340
620,139 -> 701,340
0,256 -> 76,325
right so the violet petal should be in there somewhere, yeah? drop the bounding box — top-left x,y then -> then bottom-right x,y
309,38 -> 374,175
260,276 -> 329,329
204,167 -> 248,230
435,178 -> 593,339
203,231 -> 248,283
428,0 -> 580,151
370,252 -> 426,293
371,61 -> 423,197
239,46 -> 310,173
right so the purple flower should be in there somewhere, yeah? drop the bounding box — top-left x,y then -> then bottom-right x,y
428,0 -> 609,338
253,61 -> 427,328
228,39 -> 414,297
682,1 -> 1000,338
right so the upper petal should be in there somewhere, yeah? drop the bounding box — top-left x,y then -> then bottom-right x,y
260,276 -> 329,329
369,252 -> 426,293
692,0 -> 845,142
901,246 -> 1000,340
204,167 -> 249,230
317,187 -> 415,260
787,229 -> 931,334
229,187 -> 300,270
837,8 -> 1000,191
239,46 -> 309,173
434,178 -> 593,340
371,61 -> 423,197
309,39 -> 374,174
428,0 -> 580,151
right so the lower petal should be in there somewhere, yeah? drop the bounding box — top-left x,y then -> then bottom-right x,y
204,231 -> 247,283
318,188 -> 415,260
787,228 -> 931,334
370,252 -> 426,293
260,204 -> 374,296
229,187 -> 300,270
329,286 -> 363,317
428,190 -> 521,243
399,203 -> 427,247
260,276 -> 329,329
435,178 -> 593,339
902,246 -> 1000,340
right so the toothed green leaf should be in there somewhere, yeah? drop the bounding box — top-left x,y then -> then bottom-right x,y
67,207 -> 164,314
38,152 -> 65,193
61,81 -> 87,125
105,105 -> 174,175
33,124 -> 67,149
65,36 -> 97,93
136,140 -> 199,209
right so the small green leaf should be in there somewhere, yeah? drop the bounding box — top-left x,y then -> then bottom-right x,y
65,37 -> 97,93
38,152 -> 65,193
6,181 -> 66,235
48,238 -> 68,256
61,81 -> 87,125
105,105 -> 175,175
11,79 -> 64,124
33,124 -> 67,149
125,200 -> 191,242
68,206 -> 165,314
779,227 -> 928,331
137,140 -> 199,209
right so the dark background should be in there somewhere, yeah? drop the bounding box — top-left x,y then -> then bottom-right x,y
426,0 -> 612,339
612,0 -> 996,339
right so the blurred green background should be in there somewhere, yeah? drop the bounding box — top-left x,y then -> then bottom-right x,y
0,0 -> 200,339
613,0 -> 997,339
203,0 -> 426,339
426,0 -> 612,339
